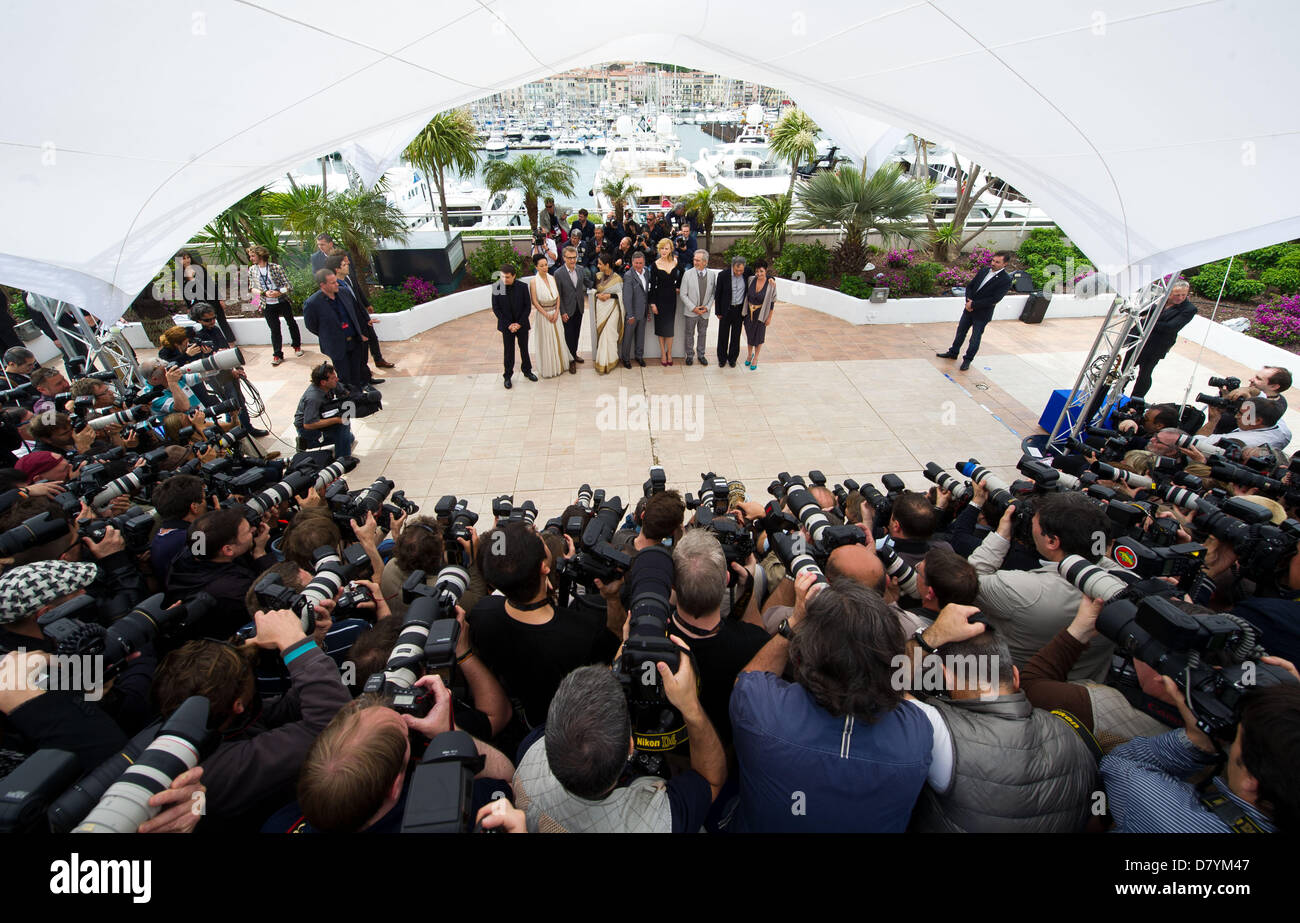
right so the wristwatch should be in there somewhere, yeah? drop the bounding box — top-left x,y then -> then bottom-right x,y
912,626 -> 939,653
776,618 -> 795,640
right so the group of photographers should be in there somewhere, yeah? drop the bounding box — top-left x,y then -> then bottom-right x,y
1,346 -> 1299,834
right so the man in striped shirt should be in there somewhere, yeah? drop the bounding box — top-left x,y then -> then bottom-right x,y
1100,673 -> 1300,832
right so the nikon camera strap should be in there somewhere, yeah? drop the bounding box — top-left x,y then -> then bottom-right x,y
1198,789 -> 1267,833
1050,708 -> 1104,764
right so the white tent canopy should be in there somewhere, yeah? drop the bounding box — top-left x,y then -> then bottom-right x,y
4,0 -> 1298,321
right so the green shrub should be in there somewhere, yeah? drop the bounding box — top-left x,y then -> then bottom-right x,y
1241,243 -> 1300,270
1190,260 -> 1266,300
467,238 -> 525,284
773,241 -> 830,282
724,237 -> 765,268
1016,227 -> 1090,289
370,289 -> 415,313
838,275 -> 873,299
1261,264 -> 1300,295
905,261 -> 942,296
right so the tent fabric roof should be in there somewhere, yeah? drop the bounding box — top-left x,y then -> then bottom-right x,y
4,0 -> 1297,320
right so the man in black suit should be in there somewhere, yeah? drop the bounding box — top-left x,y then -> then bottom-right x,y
492,266 -> 536,389
715,257 -> 752,368
555,246 -> 587,371
1127,280 -> 1197,399
303,270 -> 365,391
937,251 -> 1015,370
571,208 -> 596,243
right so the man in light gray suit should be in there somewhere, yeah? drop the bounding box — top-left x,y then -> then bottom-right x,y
556,245 -> 587,373
620,250 -> 649,368
679,249 -> 715,366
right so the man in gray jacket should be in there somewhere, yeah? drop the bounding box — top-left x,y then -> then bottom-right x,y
967,486 -> 1117,681
678,250 -> 715,366
555,246 -> 587,372
620,250 -> 650,368
904,602 -> 1098,832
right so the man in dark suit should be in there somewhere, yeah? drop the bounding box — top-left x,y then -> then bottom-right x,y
302,270 -> 365,391
555,246 -> 587,372
621,251 -> 650,368
715,257 -> 753,368
492,266 -> 535,389
325,252 -> 389,384
1127,280 -> 1197,398
937,251 -> 1015,370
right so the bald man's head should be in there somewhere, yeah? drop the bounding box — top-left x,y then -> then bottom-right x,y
826,544 -> 885,593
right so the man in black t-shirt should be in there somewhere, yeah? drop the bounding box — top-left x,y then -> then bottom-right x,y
667,529 -> 767,746
469,522 -> 620,729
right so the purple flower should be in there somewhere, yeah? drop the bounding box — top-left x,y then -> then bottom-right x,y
401,276 -> 437,304
885,247 -> 916,268
968,245 -> 994,269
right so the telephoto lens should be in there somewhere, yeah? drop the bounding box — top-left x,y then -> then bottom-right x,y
576,483 -> 594,510
876,543 -> 920,598
73,696 -> 217,833
87,404 -> 149,432
955,459 -> 1012,505
1056,554 -> 1133,601
768,530 -> 828,591
90,469 -> 150,510
177,347 -> 245,376
922,462 -> 971,501
311,455 -> 357,492
784,486 -> 831,547
1090,461 -> 1153,491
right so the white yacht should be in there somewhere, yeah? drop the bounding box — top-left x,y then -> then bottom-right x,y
693,136 -> 790,201
552,134 -> 583,155
384,169 -> 525,229
592,118 -> 701,218
586,133 -> 609,155
484,133 -> 509,157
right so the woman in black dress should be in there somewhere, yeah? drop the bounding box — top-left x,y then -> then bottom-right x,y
649,238 -> 683,366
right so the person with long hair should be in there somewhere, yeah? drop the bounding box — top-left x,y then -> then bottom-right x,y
247,245 -> 301,366
592,253 -> 625,374
742,260 -> 777,371
529,254 -> 572,378
176,249 -> 237,343
650,238 -> 683,366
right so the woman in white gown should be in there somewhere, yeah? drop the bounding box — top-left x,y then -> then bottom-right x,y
592,252 -> 624,374
529,253 -> 572,378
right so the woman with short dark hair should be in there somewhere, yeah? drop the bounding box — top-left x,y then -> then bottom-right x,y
176,250 -> 237,344
743,259 -> 777,371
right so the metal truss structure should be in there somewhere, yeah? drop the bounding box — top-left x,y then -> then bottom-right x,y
1044,273 -> 1179,450
27,296 -> 144,388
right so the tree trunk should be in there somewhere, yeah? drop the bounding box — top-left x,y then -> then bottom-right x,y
436,165 -> 451,234
348,245 -> 371,292
786,157 -> 800,197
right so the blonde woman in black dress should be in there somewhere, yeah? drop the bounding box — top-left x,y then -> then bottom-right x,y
649,238 -> 684,366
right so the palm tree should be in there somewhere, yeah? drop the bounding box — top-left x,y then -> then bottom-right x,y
269,180 -> 409,289
597,174 -> 641,224
796,164 -> 935,273
192,186 -> 281,264
482,154 -> 578,233
403,109 -> 481,233
751,193 -> 793,259
770,108 -> 821,197
677,185 -> 743,253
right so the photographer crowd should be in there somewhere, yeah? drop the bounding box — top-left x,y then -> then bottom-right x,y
0,328 -> 1298,834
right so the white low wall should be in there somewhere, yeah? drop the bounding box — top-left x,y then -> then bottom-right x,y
772,277 -> 1116,325
1178,313 -> 1296,370
119,285 -> 493,350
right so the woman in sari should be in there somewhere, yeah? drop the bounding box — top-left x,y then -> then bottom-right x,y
529,253 -> 573,378
592,253 -> 624,374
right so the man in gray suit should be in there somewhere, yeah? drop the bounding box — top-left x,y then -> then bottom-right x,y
620,250 -> 649,368
679,249 -> 715,366
556,245 -> 587,373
